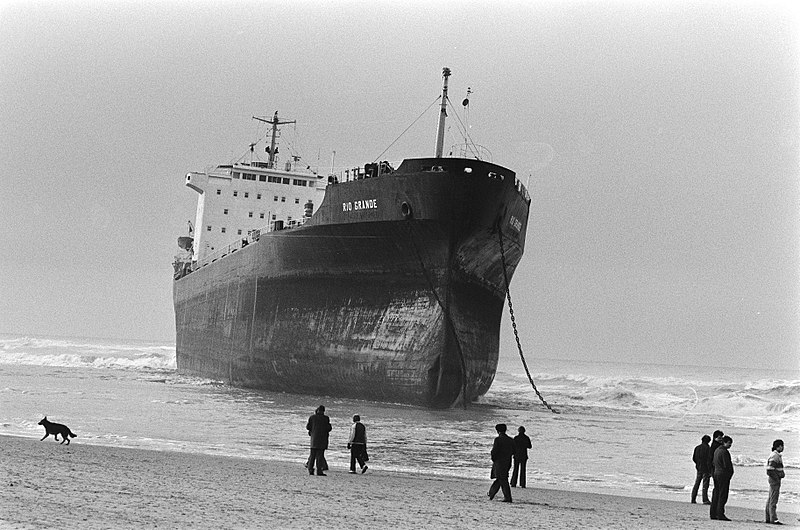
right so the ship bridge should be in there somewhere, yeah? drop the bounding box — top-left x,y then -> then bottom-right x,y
185,160 -> 326,263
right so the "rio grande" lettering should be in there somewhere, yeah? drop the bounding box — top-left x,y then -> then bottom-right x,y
342,199 -> 378,212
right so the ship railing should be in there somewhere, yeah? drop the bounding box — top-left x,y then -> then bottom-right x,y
515,178 -> 531,203
323,159 -> 530,203
193,217 -> 310,269
326,161 -> 398,184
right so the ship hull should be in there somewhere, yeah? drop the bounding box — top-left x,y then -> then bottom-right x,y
174,158 -> 529,407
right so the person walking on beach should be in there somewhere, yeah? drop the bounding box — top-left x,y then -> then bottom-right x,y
510,425 -> 531,488
710,435 -> 734,521
306,405 -> 332,476
348,414 -> 368,474
691,434 -> 712,504
765,439 -> 785,525
488,423 -> 514,503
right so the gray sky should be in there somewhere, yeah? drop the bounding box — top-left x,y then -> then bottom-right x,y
1,1 -> 797,371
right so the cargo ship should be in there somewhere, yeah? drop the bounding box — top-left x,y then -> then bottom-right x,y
173,69 -> 530,407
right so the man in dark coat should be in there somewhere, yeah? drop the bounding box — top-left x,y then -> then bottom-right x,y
511,425 -> 532,488
710,435 -> 735,521
488,423 -> 515,502
306,405 -> 332,476
708,430 -> 724,475
691,434 -> 712,504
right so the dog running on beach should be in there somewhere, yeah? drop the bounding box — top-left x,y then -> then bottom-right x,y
38,417 -> 77,445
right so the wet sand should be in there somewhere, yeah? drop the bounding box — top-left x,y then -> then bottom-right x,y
1,435 -> 790,528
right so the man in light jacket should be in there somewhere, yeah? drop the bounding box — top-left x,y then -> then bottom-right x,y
765,439 -> 785,525
348,414 -> 368,474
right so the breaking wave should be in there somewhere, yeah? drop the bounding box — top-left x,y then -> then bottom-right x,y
0,335 -> 176,371
485,369 -> 800,433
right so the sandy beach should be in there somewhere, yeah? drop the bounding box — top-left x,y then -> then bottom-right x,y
1,435 -> 789,529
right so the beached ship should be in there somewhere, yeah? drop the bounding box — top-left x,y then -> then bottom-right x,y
173,69 -> 530,407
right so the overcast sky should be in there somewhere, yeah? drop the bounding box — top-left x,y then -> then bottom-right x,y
1,1 -> 797,371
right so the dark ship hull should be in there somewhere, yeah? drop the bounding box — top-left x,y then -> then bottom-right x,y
173,157 -> 529,407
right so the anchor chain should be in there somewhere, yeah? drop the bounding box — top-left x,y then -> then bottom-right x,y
498,224 -> 560,414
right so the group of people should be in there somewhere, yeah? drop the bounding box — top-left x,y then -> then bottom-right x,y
305,405 -> 369,476
487,423 -> 532,503
304,408 -> 789,523
691,430 -> 786,524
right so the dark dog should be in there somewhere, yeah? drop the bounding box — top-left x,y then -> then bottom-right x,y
38,417 -> 77,444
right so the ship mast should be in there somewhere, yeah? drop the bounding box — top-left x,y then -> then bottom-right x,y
434,67 -> 451,158
253,111 -> 296,168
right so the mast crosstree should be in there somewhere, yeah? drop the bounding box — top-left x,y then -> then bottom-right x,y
253,111 -> 296,168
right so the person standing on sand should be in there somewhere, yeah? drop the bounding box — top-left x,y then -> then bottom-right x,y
306,405 -> 332,476
510,426 -> 531,488
707,429 -> 724,497
765,439 -> 785,525
708,430 -> 724,475
710,435 -> 734,521
691,434 -> 712,504
488,423 -> 514,503
348,414 -> 368,474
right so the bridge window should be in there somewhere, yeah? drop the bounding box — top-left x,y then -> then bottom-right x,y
221,227 -> 226,233
257,193 -> 262,199
244,192 -> 249,198
233,191 -> 238,197
248,212 -> 253,218
224,209 -> 228,215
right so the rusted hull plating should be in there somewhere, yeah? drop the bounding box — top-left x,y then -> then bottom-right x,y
174,159 -> 529,407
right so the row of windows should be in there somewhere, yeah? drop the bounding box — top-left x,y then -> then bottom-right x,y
216,189 -> 304,203
222,210 -> 268,218
206,216 -> 290,234
221,200 -> 300,218
232,172 -> 310,187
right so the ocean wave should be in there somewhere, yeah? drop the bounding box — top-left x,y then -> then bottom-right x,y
0,335 -> 176,371
730,455 -> 800,469
489,369 -> 800,430
0,351 -> 176,370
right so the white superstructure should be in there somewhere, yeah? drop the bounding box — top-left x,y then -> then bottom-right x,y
185,161 -> 326,262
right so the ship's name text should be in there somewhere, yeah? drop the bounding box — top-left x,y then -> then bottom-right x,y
342,199 -> 378,212
509,216 -> 522,232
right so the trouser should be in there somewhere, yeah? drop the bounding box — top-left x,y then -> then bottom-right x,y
510,458 -> 527,488
766,478 -> 781,522
710,474 -> 730,519
350,444 -> 366,472
691,471 -> 710,502
307,448 -> 326,474
488,470 -> 512,501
